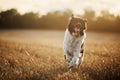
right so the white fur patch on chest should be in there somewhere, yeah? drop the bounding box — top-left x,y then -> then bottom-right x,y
63,29 -> 86,54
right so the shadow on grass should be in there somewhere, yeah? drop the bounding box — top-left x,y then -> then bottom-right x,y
0,60 -> 119,80
28,64 -> 119,80
72,66 -> 120,80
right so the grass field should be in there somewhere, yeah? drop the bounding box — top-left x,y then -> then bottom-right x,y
0,30 -> 120,80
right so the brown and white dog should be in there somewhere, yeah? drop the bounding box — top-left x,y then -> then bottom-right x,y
63,15 -> 87,69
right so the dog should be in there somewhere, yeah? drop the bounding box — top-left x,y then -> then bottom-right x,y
63,14 -> 87,69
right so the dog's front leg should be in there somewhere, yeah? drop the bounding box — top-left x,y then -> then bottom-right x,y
63,48 -> 71,63
68,51 -> 79,69
76,53 -> 83,68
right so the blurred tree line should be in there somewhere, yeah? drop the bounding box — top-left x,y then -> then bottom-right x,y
0,8 -> 120,32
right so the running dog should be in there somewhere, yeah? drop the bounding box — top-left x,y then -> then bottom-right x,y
63,15 -> 87,69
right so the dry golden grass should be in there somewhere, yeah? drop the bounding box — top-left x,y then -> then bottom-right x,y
0,30 -> 120,80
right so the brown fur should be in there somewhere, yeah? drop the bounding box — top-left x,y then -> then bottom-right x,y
68,16 -> 87,36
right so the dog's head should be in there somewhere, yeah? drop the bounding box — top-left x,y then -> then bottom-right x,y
68,14 -> 87,37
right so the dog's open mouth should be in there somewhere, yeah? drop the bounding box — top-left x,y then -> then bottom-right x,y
72,32 -> 80,37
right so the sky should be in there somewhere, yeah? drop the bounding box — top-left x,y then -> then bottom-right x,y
0,0 -> 120,16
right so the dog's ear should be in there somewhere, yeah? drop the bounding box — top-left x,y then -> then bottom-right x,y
68,14 -> 74,34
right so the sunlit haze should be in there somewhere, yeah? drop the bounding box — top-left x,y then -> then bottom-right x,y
0,0 -> 120,15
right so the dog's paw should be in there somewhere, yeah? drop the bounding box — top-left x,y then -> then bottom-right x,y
67,63 -> 74,70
